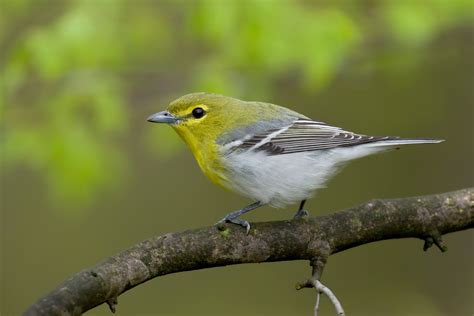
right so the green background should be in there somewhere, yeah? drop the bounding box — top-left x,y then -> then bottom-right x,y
1,0 -> 473,315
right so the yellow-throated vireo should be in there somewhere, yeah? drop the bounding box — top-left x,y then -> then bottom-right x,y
148,93 -> 443,233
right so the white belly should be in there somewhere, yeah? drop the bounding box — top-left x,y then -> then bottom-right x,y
221,145 -> 385,207
221,150 -> 341,207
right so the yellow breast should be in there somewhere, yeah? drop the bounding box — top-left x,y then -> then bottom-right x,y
172,125 -> 230,190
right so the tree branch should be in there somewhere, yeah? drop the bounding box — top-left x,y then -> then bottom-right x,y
24,188 -> 473,316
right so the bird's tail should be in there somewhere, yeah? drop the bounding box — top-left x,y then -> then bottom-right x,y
361,138 -> 444,148
333,137 -> 444,162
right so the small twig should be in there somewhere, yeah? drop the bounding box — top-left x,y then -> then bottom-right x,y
423,231 -> 448,252
311,256 -> 327,280
296,256 -> 345,316
423,236 -> 434,251
106,297 -> 117,313
314,288 -> 321,315
296,277 -> 345,316
314,280 -> 345,316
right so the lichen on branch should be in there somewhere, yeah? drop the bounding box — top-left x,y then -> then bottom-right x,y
24,188 -> 473,316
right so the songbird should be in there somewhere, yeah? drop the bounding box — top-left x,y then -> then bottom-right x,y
148,93 -> 443,233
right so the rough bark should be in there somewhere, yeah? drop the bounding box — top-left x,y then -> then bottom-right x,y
24,188 -> 473,316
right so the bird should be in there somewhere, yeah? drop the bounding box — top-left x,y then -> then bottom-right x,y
147,92 -> 443,233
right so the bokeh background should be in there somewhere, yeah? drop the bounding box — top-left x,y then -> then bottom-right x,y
1,0 -> 473,315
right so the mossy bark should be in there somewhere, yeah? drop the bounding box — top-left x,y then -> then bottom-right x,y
24,188 -> 473,316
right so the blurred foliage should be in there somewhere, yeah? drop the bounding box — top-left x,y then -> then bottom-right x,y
1,0 -> 473,210
2,2 -> 473,315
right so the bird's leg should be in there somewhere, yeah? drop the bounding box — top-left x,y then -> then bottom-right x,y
293,200 -> 309,219
216,201 -> 263,234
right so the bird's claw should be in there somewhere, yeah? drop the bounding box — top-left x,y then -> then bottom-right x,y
216,217 -> 251,234
293,208 -> 309,219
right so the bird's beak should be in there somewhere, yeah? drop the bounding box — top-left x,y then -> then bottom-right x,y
147,111 -> 179,124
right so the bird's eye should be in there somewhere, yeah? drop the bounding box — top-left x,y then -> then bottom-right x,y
192,107 -> 206,119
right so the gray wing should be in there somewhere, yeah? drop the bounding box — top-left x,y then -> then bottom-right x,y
228,119 -> 396,155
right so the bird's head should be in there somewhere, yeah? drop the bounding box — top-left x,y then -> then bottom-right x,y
148,93 -> 255,148
148,92 -> 303,151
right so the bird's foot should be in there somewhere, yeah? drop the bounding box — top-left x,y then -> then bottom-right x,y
215,201 -> 263,234
293,208 -> 309,219
216,216 -> 251,234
